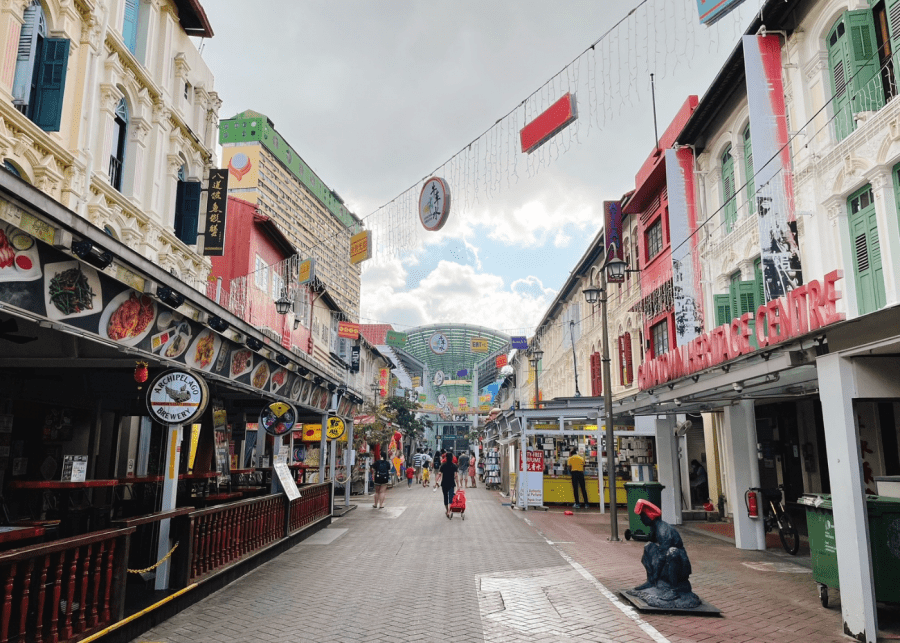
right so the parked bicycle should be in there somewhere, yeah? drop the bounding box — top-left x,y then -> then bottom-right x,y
747,484 -> 800,555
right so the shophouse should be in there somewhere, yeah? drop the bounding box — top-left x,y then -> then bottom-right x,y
219,110 -> 362,319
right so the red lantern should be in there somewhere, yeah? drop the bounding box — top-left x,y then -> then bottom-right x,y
134,361 -> 148,387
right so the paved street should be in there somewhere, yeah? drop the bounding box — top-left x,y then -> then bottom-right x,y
135,484 -> 895,643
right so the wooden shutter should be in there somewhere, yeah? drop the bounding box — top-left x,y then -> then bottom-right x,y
886,0 -> 900,85
174,180 -> 201,245
721,148 -> 737,232
624,332 -> 633,385
849,187 -> 886,314
12,4 -> 40,104
743,126 -> 756,214
754,258 -> 765,305
30,38 -> 68,132
828,16 -> 854,141
714,294 -> 732,326
617,335 -> 625,386
590,352 -> 602,397
847,9 -> 884,113
122,0 -> 139,54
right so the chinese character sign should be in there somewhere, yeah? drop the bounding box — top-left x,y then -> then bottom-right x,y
203,169 -> 229,256
378,368 -> 390,398
496,355 -> 508,368
604,200 -> 624,283
350,230 -> 372,265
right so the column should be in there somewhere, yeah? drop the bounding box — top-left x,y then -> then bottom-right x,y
817,353 -> 877,642
155,424 -> 182,590
653,415 -> 682,525
319,411 -> 328,482
865,167 -> 900,306
722,400 -> 766,550
344,420 -> 354,508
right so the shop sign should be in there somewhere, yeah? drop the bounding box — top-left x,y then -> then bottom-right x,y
604,201 -> 624,283
429,332 -> 449,354
495,355 -> 507,368
300,424 -> 322,442
259,402 -> 297,437
432,370 -> 445,387
202,169 -> 229,256
350,230 -> 372,265
385,330 -> 407,347
511,336 -> 528,350
470,338 -> 489,352
457,397 -> 468,408
419,177 -> 451,232
638,271 -> 844,390
350,345 -> 360,373
325,416 -> 345,440
379,367 -> 391,397
411,376 -> 421,387
146,369 -> 209,426
338,321 -> 359,339
456,369 -> 468,377
517,448 -> 544,508
298,258 -> 315,285
520,93 -> 577,154
532,422 -> 559,431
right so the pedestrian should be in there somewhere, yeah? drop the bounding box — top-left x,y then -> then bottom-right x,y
567,448 -> 588,508
468,451 -> 477,488
372,452 -> 392,509
422,460 -> 431,487
392,453 -> 402,484
690,459 -> 708,506
477,455 -> 485,482
436,449 -> 458,519
406,464 -> 415,487
413,449 -> 424,483
457,450 -> 470,488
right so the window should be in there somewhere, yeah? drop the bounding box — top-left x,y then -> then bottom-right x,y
721,145 -> 737,232
650,319 -> 669,358
618,333 -> 633,386
848,183 -> 886,314
254,256 -> 269,290
109,98 -> 128,191
743,126 -> 756,215
3,161 -> 21,177
272,272 -> 285,300
173,166 -> 201,245
646,219 -> 663,260
12,1 -> 69,132
122,0 -> 139,54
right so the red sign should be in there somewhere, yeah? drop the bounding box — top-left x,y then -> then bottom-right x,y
520,93 -> 577,154
496,354 -> 508,368
338,321 -> 359,339
518,449 -> 544,473
638,271 -> 845,390
378,367 -> 390,397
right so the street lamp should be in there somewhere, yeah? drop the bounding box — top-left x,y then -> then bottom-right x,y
528,347 -> 543,409
274,289 -> 292,315
569,320 -> 582,397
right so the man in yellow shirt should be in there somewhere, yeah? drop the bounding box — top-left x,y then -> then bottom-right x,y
567,448 -> 588,508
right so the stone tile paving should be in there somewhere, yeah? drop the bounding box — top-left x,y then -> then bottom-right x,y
135,484 -> 661,643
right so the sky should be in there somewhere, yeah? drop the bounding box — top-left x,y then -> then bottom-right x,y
202,0 -> 767,336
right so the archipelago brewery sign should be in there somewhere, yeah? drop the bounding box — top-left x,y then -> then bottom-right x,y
147,369 -> 209,425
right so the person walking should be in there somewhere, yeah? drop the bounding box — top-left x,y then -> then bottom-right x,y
457,450 -> 470,488
372,452 -> 392,509
436,449 -> 458,518
406,464 -> 415,487
567,448 -> 588,508
412,449 -> 424,484
468,451 -> 477,488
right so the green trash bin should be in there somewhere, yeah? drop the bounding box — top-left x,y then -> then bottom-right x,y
799,493 -> 900,608
624,481 -> 664,542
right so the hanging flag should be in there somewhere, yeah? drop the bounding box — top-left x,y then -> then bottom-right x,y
338,322 -> 359,339
511,336 -> 528,350
385,330 -> 407,347
350,230 -> 372,264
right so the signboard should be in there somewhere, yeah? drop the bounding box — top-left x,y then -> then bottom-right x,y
379,367 -> 390,397
350,230 -> 372,265
298,258 -> 316,286
495,355 -> 508,368
745,34 -> 802,302
259,402 -> 297,436
419,177 -> 451,231
338,321 -> 359,339
326,416 -> 346,440
202,169 -> 229,256
456,369 -> 468,378
520,93 -> 578,154
350,345 -> 360,373
511,336 -> 528,350
274,462 -> 301,501
638,271 -> 844,390
432,370 -> 445,386
61,455 -> 88,482
385,330 -> 407,347
697,0 -> 746,25
457,397 -> 468,407
517,448 -> 544,508
667,148 -> 703,346
300,424 -> 322,442
411,376 -> 421,387
146,370 -> 210,426
470,338 -> 489,353
212,405 -> 229,483
604,201 -> 624,283
429,332 -> 449,354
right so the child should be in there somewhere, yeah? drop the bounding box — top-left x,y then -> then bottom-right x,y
422,462 -> 430,487
406,465 -> 415,487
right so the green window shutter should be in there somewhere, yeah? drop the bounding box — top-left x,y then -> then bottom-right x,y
30,38 -> 68,132
846,9 -> 884,114
754,258 -> 765,305
848,185 -> 886,315
743,126 -> 756,214
122,0 -> 139,54
737,281 -> 757,315
886,0 -> 900,84
714,294 -> 732,326
722,147 -> 737,232
828,16 -> 854,142
12,5 -> 40,105
174,181 -> 202,245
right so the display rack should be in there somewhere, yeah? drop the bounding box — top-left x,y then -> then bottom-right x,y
484,449 -> 501,489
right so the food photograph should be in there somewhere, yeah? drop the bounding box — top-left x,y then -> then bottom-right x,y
100,289 -> 157,346
43,261 -> 102,321
186,330 -> 222,371
0,225 -> 41,283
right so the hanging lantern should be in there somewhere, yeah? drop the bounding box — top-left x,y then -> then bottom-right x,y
134,361 -> 149,388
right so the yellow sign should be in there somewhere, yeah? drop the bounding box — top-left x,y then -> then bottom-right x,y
298,258 -> 315,285
326,417 -> 346,440
187,423 -> 201,472
411,377 -> 421,387
301,424 -> 322,442
350,230 -> 372,265
470,338 -> 489,352
533,423 -> 560,431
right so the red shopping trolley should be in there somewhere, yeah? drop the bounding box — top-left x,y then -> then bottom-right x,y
449,489 -> 466,520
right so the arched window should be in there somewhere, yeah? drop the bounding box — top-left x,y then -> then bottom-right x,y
12,1 -> 69,131
109,98 -> 128,191
3,161 -> 21,178
743,125 -> 755,215
721,145 -> 736,233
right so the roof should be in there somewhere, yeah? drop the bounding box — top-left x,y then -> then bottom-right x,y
173,0 -> 214,38
252,211 -> 296,257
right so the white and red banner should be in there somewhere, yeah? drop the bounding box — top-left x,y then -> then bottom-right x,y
666,147 -> 703,346
744,34 -> 802,302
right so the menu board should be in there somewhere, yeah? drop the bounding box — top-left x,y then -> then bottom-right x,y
212,405 -> 229,484
61,455 -> 88,482
274,462 -> 300,501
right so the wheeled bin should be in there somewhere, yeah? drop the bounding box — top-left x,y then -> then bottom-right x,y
624,481 -> 664,541
799,493 -> 900,608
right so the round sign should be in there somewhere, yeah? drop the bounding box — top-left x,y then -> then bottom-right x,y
433,370 -> 445,387
146,369 -> 209,426
437,393 -> 448,407
326,416 -> 345,440
419,177 -> 451,231
259,401 -> 296,436
429,332 -> 449,355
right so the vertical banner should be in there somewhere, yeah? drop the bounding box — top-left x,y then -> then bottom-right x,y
202,169 -> 229,256
666,147 -> 703,346
744,34 -> 802,301
378,367 -> 390,398
350,230 -> 372,265
603,201 -> 624,283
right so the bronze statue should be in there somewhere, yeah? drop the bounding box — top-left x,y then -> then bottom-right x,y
626,499 -> 701,609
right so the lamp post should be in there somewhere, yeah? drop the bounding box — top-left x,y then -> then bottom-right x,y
569,320 -> 582,397
528,347 -> 543,409
584,255 -> 626,541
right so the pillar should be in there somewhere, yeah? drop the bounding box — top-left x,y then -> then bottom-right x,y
155,424 -> 182,590
722,400 -> 766,550
653,415 -> 682,525
865,168 -> 900,307
817,353 -> 877,642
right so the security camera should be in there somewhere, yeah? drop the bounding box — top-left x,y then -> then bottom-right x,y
733,381 -> 744,393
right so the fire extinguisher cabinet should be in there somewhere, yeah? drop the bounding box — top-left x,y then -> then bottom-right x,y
624,482 -> 665,541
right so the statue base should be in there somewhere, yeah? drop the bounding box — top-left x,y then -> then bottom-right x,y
619,588 -> 721,616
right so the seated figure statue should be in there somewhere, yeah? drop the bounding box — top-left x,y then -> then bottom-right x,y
626,499 -> 701,609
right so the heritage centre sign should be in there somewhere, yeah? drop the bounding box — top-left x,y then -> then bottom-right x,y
638,271 -> 844,390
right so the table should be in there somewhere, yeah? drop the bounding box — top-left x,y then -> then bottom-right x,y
0,525 -> 45,545
8,480 -> 121,536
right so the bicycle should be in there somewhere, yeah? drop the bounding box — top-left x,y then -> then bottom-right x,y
748,484 -> 800,555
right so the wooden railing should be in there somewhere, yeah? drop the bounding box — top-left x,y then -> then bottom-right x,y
288,484 -> 331,534
0,527 -> 132,643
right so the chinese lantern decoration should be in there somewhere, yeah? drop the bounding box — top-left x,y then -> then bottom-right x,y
134,361 -> 148,388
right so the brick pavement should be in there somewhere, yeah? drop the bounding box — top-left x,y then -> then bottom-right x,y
134,484 -> 663,643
